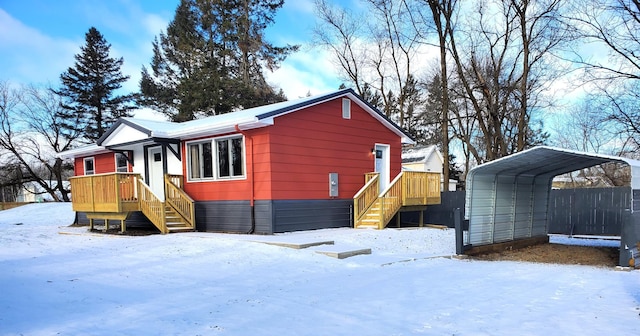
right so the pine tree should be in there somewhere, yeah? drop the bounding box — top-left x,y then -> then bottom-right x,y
56,27 -> 137,142
140,0 -> 298,122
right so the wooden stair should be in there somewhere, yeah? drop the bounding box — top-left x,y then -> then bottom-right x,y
353,172 -> 442,230
164,205 -> 194,233
138,176 -> 196,234
358,199 -> 383,228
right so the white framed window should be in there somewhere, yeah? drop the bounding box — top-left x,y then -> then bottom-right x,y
188,141 -> 214,179
187,136 -> 245,181
216,137 -> 244,179
342,98 -> 351,119
83,157 -> 95,175
115,152 -> 129,173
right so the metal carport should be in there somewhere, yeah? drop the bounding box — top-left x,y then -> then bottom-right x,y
464,146 -> 640,267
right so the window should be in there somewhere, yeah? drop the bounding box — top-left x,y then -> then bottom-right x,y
342,98 -> 351,119
217,137 -> 244,178
84,157 -> 95,175
115,153 -> 129,172
188,142 -> 213,179
188,136 -> 244,181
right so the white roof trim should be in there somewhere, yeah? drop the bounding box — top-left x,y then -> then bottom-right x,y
57,144 -> 109,159
60,88 -> 415,158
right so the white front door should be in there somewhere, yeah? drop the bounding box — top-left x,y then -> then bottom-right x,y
374,144 -> 390,192
148,147 -> 165,200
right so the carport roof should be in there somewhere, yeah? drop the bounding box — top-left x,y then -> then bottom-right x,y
468,146 -> 640,188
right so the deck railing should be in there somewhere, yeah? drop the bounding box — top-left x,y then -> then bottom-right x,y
402,171 -> 441,206
69,173 -> 140,213
69,173 -> 195,234
165,175 -> 195,228
137,179 -> 167,234
353,173 -> 380,224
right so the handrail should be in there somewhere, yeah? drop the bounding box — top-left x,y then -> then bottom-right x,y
137,179 -> 167,234
365,172 -> 379,184
164,175 -> 195,228
378,172 -> 404,229
353,174 -> 380,224
166,174 -> 184,189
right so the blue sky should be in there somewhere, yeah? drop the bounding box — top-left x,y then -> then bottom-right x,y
0,0 -> 342,115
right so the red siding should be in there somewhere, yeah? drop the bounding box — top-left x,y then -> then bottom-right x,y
258,98 -> 402,200
181,98 -> 403,202
74,153 -> 117,175
74,158 -> 83,175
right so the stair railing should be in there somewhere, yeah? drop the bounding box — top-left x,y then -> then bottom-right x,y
164,175 -> 195,229
353,173 -> 380,226
378,172 -> 404,229
137,179 -> 168,234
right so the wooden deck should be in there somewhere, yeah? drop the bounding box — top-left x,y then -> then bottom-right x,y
353,171 -> 441,229
70,173 -> 141,213
69,173 -> 195,234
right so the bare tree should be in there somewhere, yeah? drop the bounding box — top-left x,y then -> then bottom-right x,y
0,81 -> 79,202
421,0 -> 457,188
313,0 -> 368,96
566,0 -> 640,148
444,0 -> 564,163
551,95 -> 633,187
313,0 -> 424,130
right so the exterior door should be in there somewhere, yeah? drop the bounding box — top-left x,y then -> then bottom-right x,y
148,147 -> 165,200
374,144 -> 390,192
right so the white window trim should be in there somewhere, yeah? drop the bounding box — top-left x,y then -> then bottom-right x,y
186,135 -> 247,183
187,141 -> 214,180
83,157 -> 95,175
115,153 -> 129,173
342,98 -> 351,119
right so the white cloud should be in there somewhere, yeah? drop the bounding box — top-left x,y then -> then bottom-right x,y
142,13 -> 168,36
284,0 -> 316,15
0,9 -> 79,85
132,107 -> 169,121
266,48 -> 342,99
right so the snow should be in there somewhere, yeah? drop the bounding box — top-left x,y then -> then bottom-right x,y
1,203 -> 639,335
402,145 -> 437,163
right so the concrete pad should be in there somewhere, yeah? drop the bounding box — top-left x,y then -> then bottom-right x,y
254,240 -> 334,249
314,245 -> 372,259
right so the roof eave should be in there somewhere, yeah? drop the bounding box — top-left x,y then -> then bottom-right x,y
342,91 -> 416,144
57,145 -> 110,159
174,118 -> 272,140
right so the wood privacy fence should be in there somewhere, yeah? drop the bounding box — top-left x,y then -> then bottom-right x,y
413,187 -> 628,236
0,202 -> 32,210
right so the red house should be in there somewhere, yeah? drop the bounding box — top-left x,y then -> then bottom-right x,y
61,89 -> 440,234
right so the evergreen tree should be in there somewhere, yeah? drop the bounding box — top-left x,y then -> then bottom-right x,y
56,27 -> 137,142
140,0 -> 298,121
421,74 -> 446,146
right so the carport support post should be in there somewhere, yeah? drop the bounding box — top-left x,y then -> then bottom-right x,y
620,208 -> 639,267
455,208 -> 464,255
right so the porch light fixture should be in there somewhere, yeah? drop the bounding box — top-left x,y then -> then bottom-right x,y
371,148 -> 376,155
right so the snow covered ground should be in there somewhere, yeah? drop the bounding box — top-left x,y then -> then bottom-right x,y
0,203 -> 638,335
